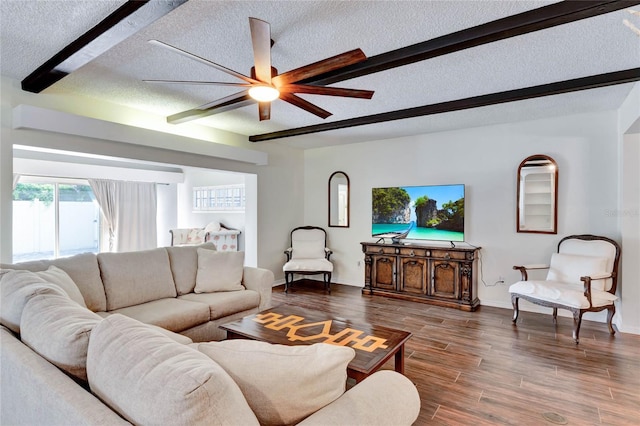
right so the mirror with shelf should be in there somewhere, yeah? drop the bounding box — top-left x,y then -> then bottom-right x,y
517,155 -> 558,234
328,171 -> 350,227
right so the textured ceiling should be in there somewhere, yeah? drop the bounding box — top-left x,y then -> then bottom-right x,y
1,0 -> 639,148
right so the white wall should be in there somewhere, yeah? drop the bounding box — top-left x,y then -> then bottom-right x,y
618,82 -> 640,334
304,110 -> 622,325
176,168 -> 257,264
157,183 -> 178,248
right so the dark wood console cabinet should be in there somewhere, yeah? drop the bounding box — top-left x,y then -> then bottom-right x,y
361,242 -> 481,311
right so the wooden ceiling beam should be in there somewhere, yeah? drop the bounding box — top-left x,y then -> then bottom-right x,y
302,0 -> 640,86
21,0 -> 188,93
162,0 -> 640,125
248,68 -> 640,142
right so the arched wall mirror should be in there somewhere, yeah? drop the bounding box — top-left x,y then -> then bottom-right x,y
517,154 -> 558,234
328,171 -> 350,228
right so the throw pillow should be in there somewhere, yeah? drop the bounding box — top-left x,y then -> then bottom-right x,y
195,249 -> 244,293
204,221 -> 221,233
546,253 -> 609,290
195,340 -> 355,425
87,314 -> 259,426
35,265 -> 87,308
21,293 -> 102,381
0,269 -> 68,334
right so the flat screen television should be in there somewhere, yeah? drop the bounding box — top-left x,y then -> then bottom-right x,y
372,184 -> 465,242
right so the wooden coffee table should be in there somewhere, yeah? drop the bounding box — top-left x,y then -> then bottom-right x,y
220,304 -> 412,383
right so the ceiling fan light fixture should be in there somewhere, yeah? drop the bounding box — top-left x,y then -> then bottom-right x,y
249,85 -> 280,102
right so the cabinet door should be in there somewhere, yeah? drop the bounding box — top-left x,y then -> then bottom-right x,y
371,255 -> 396,290
431,261 -> 459,299
399,257 -> 428,295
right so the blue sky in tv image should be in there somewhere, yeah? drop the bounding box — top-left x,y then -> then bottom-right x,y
371,184 -> 465,242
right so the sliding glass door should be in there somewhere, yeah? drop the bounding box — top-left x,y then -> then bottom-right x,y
13,178 -> 101,262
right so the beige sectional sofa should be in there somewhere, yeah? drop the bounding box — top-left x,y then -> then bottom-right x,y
0,244 -> 421,425
1,243 -> 272,342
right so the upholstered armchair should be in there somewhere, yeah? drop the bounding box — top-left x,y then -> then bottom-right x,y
509,234 -> 621,343
283,226 -> 334,293
169,222 -> 240,251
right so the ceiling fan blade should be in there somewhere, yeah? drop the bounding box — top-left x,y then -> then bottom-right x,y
249,18 -> 272,83
196,89 -> 251,110
280,93 -> 332,119
149,39 -> 260,84
272,49 -> 367,86
144,79 -> 252,87
167,90 -> 254,124
280,84 -> 374,99
258,102 -> 271,121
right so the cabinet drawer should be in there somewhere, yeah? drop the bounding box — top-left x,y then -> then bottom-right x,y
431,250 -> 467,261
365,245 -> 396,255
398,247 -> 428,257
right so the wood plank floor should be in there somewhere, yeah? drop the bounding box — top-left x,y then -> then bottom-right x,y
273,281 -> 640,425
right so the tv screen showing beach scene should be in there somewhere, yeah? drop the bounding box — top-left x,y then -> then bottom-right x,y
371,184 -> 465,242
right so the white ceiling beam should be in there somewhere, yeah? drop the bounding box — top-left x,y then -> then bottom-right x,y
12,105 -> 268,166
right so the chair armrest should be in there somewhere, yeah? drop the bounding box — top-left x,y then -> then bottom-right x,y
582,272 -> 613,281
325,247 -> 333,260
242,267 -> 274,310
297,370 -> 420,426
284,247 -> 293,261
580,272 -> 614,308
512,264 -> 549,281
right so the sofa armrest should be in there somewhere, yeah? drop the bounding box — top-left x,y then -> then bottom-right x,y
242,267 -> 274,310
298,370 -> 420,426
169,228 -> 192,246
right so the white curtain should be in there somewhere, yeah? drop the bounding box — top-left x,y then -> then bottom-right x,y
89,179 -> 157,253
12,174 -> 20,189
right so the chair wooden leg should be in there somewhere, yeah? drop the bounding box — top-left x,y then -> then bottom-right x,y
552,308 -> 558,324
322,272 -> 331,294
572,310 -> 583,344
285,273 -> 291,293
607,305 -> 616,335
511,294 -> 519,323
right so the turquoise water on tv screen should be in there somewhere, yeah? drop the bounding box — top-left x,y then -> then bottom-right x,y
372,223 -> 464,242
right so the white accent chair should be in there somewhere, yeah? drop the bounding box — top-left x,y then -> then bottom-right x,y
283,226 -> 334,293
509,234 -> 621,344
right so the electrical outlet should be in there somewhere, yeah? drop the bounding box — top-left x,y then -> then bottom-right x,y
498,276 -> 505,284
357,260 -> 362,267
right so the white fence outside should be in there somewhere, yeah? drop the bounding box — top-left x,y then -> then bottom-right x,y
13,200 -> 100,261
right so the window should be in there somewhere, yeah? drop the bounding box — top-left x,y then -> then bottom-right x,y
13,178 -> 101,262
193,184 -> 245,212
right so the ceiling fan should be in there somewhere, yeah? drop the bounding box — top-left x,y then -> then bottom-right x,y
145,17 -> 374,124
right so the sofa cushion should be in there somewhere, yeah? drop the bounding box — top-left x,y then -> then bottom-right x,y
1,253 -> 106,312
108,298 -> 210,333
93,312 -> 193,344
195,249 -> 244,293
21,293 -> 102,381
87,314 -> 259,426
166,243 -> 217,295
33,265 -> 86,308
179,290 -> 260,320
546,253 -> 609,291
98,248 -> 177,310
0,270 -> 67,334
195,340 -> 355,425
